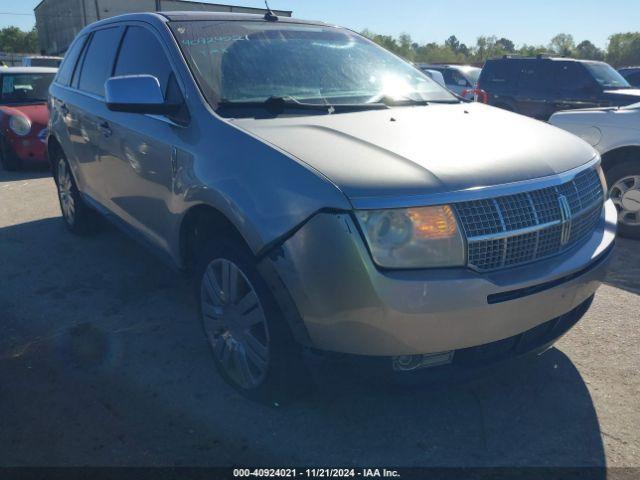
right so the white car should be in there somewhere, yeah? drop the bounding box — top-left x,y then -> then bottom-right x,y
419,64 -> 481,96
550,103 -> 640,238
420,68 -> 446,88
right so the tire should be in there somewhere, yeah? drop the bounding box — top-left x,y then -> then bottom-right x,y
606,159 -> 640,240
0,136 -> 20,171
195,237 -> 305,404
54,154 -> 98,235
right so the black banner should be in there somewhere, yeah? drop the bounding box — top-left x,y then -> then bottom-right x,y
0,468 -> 639,480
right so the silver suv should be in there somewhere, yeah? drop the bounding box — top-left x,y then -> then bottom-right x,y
49,12 -> 617,401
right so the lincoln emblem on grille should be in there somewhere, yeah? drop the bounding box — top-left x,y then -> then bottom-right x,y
558,194 -> 573,246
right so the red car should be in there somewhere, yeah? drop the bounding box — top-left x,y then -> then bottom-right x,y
0,67 -> 57,170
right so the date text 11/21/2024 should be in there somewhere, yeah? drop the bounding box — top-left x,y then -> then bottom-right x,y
232,469 -> 401,478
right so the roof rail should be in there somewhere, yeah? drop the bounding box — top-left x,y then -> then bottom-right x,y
499,53 -> 555,60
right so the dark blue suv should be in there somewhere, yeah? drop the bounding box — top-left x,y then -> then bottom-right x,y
478,56 -> 640,120
619,67 -> 640,87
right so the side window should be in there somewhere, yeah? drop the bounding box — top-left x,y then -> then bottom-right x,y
482,61 -> 519,87
517,61 -> 550,93
445,69 -> 469,87
114,26 -> 173,96
554,62 -> 594,94
56,36 -> 87,86
627,72 -> 640,86
77,27 -> 123,97
442,69 -> 454,84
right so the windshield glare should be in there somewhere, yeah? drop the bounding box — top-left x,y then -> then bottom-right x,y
463,67 -> 481,84
0,73 -> 55,104
170,21 -> 457,112
584,62 -> 631,89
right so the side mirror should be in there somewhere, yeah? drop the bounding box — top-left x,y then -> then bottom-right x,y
105,75 -> 180,114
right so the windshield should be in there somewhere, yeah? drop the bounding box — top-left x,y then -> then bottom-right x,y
584,62 -> 631,89
461,67 -> 481,84
170,21 -> 457,114
0,73 -> 55,104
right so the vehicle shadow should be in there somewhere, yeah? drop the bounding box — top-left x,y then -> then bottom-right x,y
0,166 -> 51,183
604,238 -> 640,295
0,216 -> 605,470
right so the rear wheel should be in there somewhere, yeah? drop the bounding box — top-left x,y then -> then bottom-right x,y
0,136 -> 20,171
55,155 -> 98,234
196,238 -> 304,404
607,160 -> 640,239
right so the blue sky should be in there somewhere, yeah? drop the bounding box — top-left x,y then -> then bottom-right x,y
1,0 -> 638,49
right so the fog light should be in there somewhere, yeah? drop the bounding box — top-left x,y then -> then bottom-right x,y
392,351 -> 455,372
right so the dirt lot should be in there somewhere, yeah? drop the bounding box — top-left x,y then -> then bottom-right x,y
0,168 -> 638,468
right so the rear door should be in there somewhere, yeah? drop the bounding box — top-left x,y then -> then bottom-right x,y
49,34 -> 87,172
514,59 -> 554,120
98,23 -> 188,251
70,26 -> 124,205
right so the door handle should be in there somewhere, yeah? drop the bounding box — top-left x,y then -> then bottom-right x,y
98,121 -> 112,137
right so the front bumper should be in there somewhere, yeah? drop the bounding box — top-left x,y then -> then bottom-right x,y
4,131 -> 47,163
268,200 -> 617,356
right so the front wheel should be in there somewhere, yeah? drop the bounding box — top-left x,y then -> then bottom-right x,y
196,239 -> 304,404
607,160 -> 640,239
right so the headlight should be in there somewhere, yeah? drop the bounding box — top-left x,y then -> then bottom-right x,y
355,205 -> 466,268
9,115 -> 31,136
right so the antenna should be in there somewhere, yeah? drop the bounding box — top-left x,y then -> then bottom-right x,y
264,0 -> 279,21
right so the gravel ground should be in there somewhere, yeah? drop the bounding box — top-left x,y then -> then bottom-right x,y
0,168 -> 638,468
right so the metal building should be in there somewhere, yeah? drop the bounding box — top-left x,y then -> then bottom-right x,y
34,0 -> 292,55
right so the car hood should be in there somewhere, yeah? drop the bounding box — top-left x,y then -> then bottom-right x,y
232,102 -> 597,205
0,103 -> 49,126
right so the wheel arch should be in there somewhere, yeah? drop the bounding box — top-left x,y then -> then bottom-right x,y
179,203 -> 250,272
179,202 -> 314,347
47,134 -> 64,175
600,145 -> 640,173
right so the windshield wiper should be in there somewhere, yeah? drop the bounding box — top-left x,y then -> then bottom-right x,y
368,94 -> 460,107
217,96 -> 389,115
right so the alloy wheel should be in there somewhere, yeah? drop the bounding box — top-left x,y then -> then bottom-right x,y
57,159 -> 75,226
201,258 -> 270,390
610,175 -> 640,227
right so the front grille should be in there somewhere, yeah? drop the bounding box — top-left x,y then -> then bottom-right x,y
455,168 -> 604,272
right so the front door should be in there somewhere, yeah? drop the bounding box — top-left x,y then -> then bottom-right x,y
552,62 -> 603,115
97,24 -> 188,252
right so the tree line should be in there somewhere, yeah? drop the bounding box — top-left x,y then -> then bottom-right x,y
0,26 -> 39,53
360,30 -> 640,67
1,24 -> 639,68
